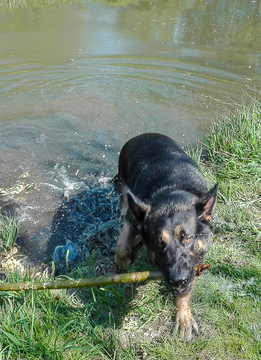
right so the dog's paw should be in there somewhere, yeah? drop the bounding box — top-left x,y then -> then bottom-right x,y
175,308 -> 198,342
114,253 -> 132,271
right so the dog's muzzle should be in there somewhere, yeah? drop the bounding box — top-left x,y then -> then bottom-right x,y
164,261 -> 195,295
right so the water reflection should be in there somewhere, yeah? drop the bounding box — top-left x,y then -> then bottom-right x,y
0,0 -> 260,264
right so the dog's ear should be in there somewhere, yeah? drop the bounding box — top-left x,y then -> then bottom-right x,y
196,183 -> 218,223
127,190 -> 151,223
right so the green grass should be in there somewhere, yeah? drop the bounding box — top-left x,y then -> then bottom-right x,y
0,99 -> 261,359
206,98 -> 261,182
0,214 -> 19,254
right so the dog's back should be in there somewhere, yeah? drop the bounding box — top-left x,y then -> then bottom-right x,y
119,133 -> 207,201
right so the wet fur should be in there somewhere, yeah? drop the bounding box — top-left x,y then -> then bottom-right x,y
114,133 -> 218,341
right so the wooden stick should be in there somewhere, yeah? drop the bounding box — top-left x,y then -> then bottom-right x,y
0,265 -> 210,292
0,271 -> 164,292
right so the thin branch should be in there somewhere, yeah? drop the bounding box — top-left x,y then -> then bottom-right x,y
0,265 -> 210,292
0,271 -> 164,292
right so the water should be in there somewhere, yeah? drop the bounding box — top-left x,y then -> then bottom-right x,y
0,0 -> 260,267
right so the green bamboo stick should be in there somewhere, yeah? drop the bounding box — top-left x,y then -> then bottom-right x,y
0,265 -> 210,292
0,271 -> 164,292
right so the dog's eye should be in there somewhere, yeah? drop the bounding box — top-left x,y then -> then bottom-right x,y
180,231 -> 186,240
180,231 -> 191,244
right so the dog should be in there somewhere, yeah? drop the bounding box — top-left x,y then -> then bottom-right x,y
114,133 -> 218,341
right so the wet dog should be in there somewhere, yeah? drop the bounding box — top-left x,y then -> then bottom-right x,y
114,133 -> 218,341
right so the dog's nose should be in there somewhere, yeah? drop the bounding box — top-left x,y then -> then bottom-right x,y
167,265 -> 192,289
169,275 -> 188,288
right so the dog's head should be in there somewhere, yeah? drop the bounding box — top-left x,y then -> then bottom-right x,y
126,185 -> 218,295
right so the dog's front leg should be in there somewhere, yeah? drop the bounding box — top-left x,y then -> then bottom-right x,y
175,276 -> 199,342
114,218 -> 137,270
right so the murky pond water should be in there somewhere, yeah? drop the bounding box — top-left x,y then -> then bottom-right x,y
0,0 -> 260,268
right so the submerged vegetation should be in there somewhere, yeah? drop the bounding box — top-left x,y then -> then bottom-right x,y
0,100 -> 261,359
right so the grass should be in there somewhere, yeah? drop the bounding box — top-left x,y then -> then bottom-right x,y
0,99 -> 261,359
207,98 -> 261,182
0,214 -> 19,254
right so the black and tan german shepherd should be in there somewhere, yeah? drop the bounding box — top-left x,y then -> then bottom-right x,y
115,133 -> 218,341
